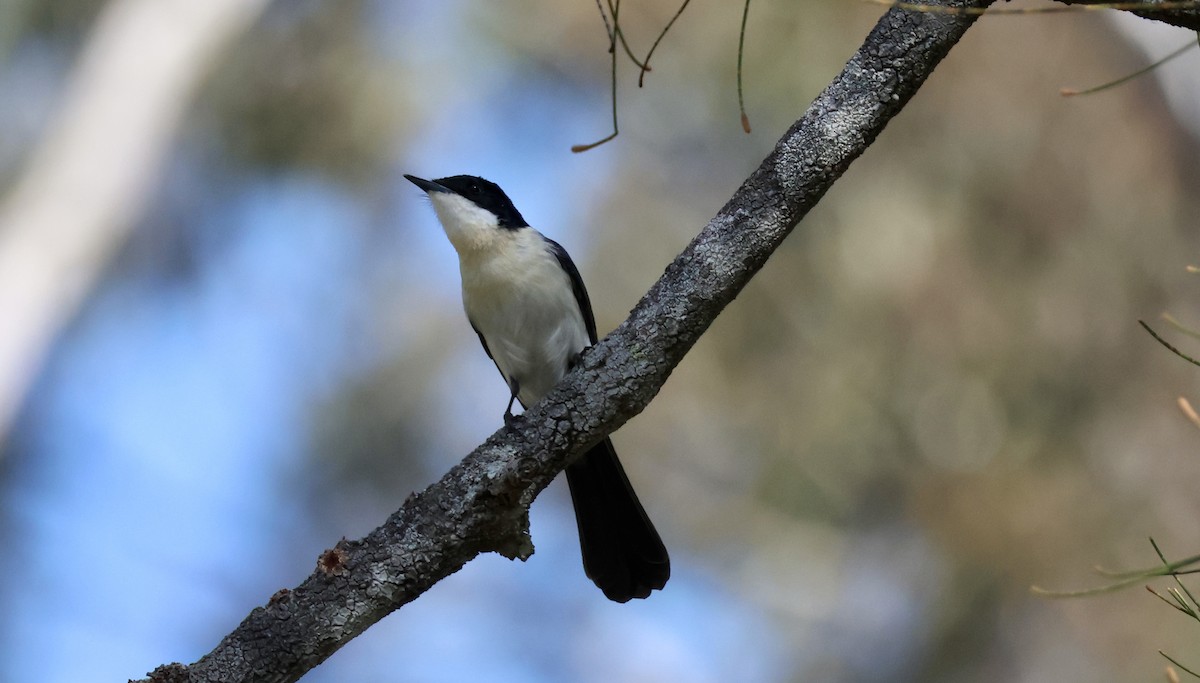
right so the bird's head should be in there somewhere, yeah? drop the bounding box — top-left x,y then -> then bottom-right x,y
405,174 -> 528,254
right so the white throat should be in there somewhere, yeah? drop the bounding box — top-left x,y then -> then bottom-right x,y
428,193 -> 508,255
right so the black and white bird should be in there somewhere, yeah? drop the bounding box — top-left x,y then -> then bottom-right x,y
405,173 -> 669,602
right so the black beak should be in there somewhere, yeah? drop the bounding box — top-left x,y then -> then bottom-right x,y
404,174 -> 449,194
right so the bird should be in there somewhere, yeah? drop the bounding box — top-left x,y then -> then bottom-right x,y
405,173 -> 670,602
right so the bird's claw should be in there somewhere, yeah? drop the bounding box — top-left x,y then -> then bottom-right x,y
503,379 -> 520,429
568,345 -> 592,371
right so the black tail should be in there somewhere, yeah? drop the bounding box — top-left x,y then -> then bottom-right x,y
565,438 -> 670,602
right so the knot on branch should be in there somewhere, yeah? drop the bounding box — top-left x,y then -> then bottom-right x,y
317,545 -> 350,577
478,465 -> 535,561
143,662 -> 188,683
489,514 -> 534,561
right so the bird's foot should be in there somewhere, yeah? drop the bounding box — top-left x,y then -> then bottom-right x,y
503,380 -> 520,429
568,345 -> 593,371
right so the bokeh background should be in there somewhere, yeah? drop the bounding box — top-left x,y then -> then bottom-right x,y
1,1 -> 1199,681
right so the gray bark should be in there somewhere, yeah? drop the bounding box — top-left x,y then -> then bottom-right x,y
1061,0 -> 1200,30
136,1 -> 998,681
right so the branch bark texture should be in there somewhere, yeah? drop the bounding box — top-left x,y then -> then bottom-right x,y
1062,0 -> 1200,31
135,2 -> 995,681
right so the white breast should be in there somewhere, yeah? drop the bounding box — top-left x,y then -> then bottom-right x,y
460,228 -> 590,408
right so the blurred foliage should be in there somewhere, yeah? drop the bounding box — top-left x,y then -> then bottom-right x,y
197,0 -> 406,185
19,0 -> 104,46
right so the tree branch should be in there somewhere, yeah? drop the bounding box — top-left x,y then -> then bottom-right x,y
134,1 -> 994,681
1060,0 -> 1200,31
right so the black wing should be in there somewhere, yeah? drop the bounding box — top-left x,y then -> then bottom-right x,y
471,317 -> 521,406
469,319 -> 494,360
545,238 -> 598,344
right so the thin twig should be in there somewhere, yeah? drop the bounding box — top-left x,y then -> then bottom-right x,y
738,0 -> 752,133
1061,37 -> 1197,95
1162,312 -> 1200,341
1032,548 -> 1200,597
592,0 -> 613,40
1140,320 -> 1200,368
574,0 -> 622,152
1161,651 -> 1200,680
639,0 -> 693,87
606,0 -> 650,71
1152,539 -> 1200,621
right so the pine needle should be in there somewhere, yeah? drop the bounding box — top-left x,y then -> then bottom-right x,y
1061,37 -> 1197,96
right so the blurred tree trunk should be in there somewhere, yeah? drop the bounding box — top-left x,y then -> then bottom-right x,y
0,0 -> 269,442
